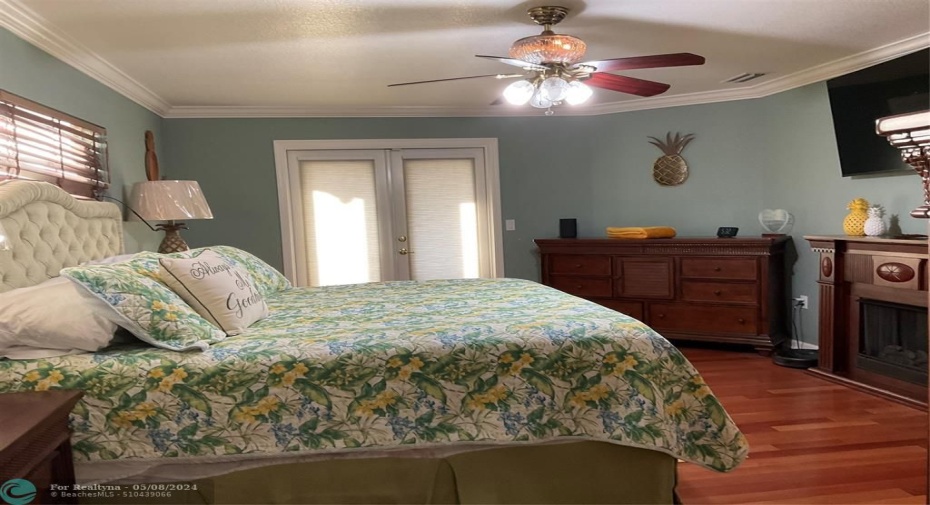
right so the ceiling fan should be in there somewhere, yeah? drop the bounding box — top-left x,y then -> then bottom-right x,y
388,6 -> 705,114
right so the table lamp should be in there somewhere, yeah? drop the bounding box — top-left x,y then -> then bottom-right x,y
130,180 -> 213,253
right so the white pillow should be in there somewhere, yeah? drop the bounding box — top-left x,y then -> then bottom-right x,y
0,277 -> 119,359
158,249 -> 268,335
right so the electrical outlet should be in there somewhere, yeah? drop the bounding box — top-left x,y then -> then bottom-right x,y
505,219 -> 516,231
795,295 -> 809,309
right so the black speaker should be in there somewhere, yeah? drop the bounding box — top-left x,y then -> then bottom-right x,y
559,218 -> 577,238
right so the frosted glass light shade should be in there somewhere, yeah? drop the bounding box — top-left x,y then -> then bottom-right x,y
0,221 -> 11,251
565,81 -> 593,105
130,180 -> 214,221
502,80 -> 535,105
539,77 -> 570,102
529,90 -> 553,109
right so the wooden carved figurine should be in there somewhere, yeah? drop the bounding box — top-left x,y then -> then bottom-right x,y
648,132 -> 695,186
144,130 -> 159,181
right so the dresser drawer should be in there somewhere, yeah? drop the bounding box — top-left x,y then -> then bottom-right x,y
649,303 -> 758,334
681,280 -> 757,304
593,299 -> 644,321
549,255 -> 611,276
680,258 -> 757,280
550,276 -> 613,298
615,257 -> 673,299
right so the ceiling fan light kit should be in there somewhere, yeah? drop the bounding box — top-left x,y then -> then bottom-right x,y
388,6 -> 706,115
509,7 -> 586,65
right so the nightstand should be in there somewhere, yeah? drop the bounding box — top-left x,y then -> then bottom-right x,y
0,391 -> 83,505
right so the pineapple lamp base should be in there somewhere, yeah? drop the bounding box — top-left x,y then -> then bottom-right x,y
156,222 -> 190,254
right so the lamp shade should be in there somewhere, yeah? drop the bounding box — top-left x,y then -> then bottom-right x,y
130,180 -> 213,221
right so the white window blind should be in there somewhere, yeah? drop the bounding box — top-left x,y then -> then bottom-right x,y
404,158 -> 480,280
299,159 -> 382,286
0,90 -> 108,199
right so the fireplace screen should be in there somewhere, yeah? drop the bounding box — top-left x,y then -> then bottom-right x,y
858,299 -> 928,385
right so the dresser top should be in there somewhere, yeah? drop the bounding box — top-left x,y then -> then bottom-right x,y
536,236 -> 790,246
804,235 -> 928,246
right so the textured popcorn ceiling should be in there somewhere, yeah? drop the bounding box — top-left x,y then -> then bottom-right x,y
10,0 -> 930,112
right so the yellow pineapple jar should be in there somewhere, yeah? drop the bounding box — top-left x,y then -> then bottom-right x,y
843,198 -> 870,236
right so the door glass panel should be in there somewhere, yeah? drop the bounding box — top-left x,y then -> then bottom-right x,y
299,159 -> 381,286
403,158 -> 479,280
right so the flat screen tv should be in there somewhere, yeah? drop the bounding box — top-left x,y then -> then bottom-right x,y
827,48 -> 929,177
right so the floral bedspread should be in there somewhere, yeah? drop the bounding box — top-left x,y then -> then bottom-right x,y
0,278 -> 748,471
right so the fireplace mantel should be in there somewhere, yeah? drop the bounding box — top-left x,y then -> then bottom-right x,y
805,235 -> 928,408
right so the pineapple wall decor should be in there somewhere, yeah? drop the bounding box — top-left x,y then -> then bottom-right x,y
648,132 -> 695,186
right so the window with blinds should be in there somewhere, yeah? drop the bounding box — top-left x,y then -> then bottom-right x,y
0,90 -> 108,199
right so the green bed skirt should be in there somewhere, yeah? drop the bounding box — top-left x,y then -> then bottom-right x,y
88,442 -> 677,504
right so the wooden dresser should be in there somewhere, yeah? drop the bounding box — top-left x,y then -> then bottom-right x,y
535,237 -> 790,353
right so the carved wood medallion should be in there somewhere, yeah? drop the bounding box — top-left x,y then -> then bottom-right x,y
876,262 -> 915,283
821,256 -> 833,279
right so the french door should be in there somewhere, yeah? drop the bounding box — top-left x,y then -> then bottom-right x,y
275,140 -> 502,287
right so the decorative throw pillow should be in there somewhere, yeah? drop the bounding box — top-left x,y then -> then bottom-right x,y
209,246 -> 292,296
137,246 -> 291,297
61,256 -> 226,351
158,250 -> 268,335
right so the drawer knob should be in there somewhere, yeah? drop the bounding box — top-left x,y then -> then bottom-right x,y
575,284 -> 583,289
713,290 -> 722,296
657,313 -> 665,319
713,266 -> 722,272
575,264 -> 583,268
737,318 -> 745,324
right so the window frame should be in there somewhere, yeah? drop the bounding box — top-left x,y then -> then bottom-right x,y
0,90 -> 108,199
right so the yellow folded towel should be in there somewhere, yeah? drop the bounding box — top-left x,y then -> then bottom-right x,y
606,226 -> 677,239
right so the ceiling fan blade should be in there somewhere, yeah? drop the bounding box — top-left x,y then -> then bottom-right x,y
388,73 -> 523,87
475,55 -> 548,71
586,73 -> 671,97
575,53 -> 705,73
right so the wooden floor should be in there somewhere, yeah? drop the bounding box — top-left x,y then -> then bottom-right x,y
676,346 -> 928,504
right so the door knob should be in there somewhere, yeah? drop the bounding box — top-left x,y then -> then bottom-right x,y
398,248 -> 409,255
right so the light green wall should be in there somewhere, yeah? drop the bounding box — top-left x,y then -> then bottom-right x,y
760,83 -> 923,344
8,24 -> 919,346
164,84 -> 924,345
0,27 -> 163,251
162,99 -> 774,279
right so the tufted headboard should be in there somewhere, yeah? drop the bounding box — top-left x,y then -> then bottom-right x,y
0,181 -> 123,293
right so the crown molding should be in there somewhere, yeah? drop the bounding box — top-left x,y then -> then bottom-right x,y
1,0 -> 926,120
0,0 -> 171,116
164,32 -> 929,118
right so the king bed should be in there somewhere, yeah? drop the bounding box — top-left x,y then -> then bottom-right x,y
0,181 -> 748,503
